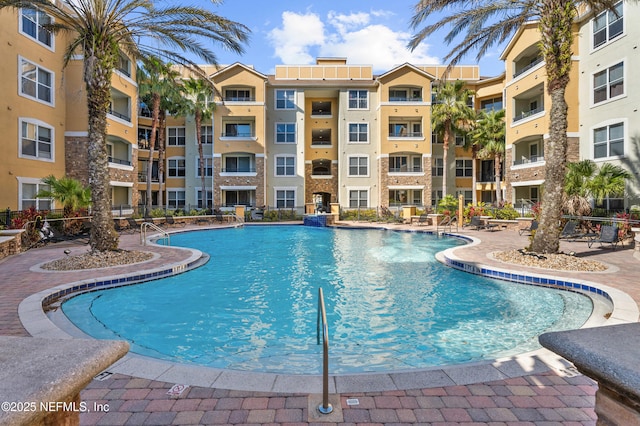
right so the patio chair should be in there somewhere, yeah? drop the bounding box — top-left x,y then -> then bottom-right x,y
126,217 -> 140,232
467,215 -> 498,231
559,220 -> 592,241
416,214 -> 430,226
587,225 -> 619,250
165,215 -> 185,227
519,219 -> 538,236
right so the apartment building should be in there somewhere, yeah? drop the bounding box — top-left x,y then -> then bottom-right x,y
0,5 -> 139,214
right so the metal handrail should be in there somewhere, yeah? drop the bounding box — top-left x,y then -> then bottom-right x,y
140,221 -> 169,246
316,288 -> 333,415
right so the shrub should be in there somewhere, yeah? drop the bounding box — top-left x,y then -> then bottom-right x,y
494,203 -> 519,220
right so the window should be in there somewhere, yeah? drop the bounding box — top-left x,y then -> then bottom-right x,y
224,156 -> 253,173
167,158 -> 186,177
311,129 -> 331,146
200,126 -> 213,144
348,90 -> 368,109
275,123 -> 296,143
195,157 -> 213,177
225,88 -> 251,101
348,123 -> 368,143
458,190 -> 473,205
348,156 -> 368,176
275,156 -> 295,176
225,190 -> 254,207
593,1 -> 623,48
593,62 -> 624,104
116,54 -> 131,77
167,127 -> 185,146
224,123 -> 252,138
389,122 -> 421,137
197,189 -> 213,209
20,7 -> 52,47
432,157 -> 444,177
349,190 -> 368,208
431,190 -> 443,206
594,122 -> 624,159
138,126 -> 152,149
455,159 -> 473,177
455,134 -> 466,146
276,89 -> 295,109
21,180 -> 51,210
20,119 -> 52,160
276,190 -> 295,208
480,97 -> 503,112
389,189 -> 422,206
20,58 -> 52,104
167,190 -> 185,209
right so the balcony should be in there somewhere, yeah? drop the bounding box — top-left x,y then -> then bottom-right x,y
389,165 -> 423,173
311,101 -> 332,117
388,130 -> 423,138
513,56 -> 543,78
221,167 -> 256,173
108,89 -> 131,123
108,156 -> 131,166
513,155 -> 544,166
513,105 -> 544,123
389,87 -> 423,102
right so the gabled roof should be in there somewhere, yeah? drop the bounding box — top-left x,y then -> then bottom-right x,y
209,62 -> 268,80
376,62 -> 436,82
500,21 -> 540,60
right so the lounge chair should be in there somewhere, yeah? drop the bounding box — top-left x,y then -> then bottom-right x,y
416,214 -> 430,226
559,220 -> 593,241
519,219 -> 538,236
165,215 -> 185,227
467,215 -> 498,231
126,217 -> 140,232
587,225 -> 619,250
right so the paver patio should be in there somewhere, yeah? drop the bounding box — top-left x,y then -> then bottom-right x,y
1,220 -> 638,425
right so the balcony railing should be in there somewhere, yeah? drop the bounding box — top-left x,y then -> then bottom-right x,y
513,106 -> 544,123
513,155 -> 544,166
221,131 -> 254,138
221,167 -> 256,173
108,156 -> 131,166
513,57 -> 543,78
311,140 -> 332,146
389,96 -> 423,102
389,131 -> 423,138
389,166 -> 423,173
108,108 -> 131,122
224,96 -> 255,102
137,173 -> 159,182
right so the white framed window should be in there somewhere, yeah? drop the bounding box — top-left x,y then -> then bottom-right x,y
196,188 -> 213,209
195,157 -> 213,177
275,89 -> 295,109
275,155 -> 295,176
455,159 -> 473,177
593,121 -> 624,159
20,7 -> 53,48
275,123 -> 296,143
390,155 -> 422,173
431,190 -> 444,206
167,190 -> 186,209
167,157 -> 186,177
167,127 -> 186,146
18,177 -> 51,210
432,157 -> 444,177
19,118 -> 53,161
348,156 -> 369,176
348,90 -> 368,109
593,1 -> 623,49
593,62 -> 624,104
348,123 -> 368,143
275,188 -> 296,208
200,126 -> 213,144
19,57 -> 53,105
348,189 -> 368,208
223,122 -> 252,138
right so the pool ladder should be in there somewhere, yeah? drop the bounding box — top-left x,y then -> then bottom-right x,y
316,288 -> 333,414
140,222 -> 170,246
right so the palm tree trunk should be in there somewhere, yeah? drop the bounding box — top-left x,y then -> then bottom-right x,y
86,61 -> 119,251
471,148 -> 477,205
442,123 -> 451,197
157,111 -> 166,209
195,110 -> 206,208
530,86 -> 568,253
494,154 -> 502,204
145,93 -> 161,215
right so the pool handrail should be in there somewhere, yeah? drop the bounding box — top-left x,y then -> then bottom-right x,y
316,287 -> 333,414
140,221 -> 170,246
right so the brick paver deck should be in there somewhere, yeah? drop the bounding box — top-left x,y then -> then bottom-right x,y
1,221 -> 638,425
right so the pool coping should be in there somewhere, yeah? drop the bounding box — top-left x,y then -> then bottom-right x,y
18,226 -> 639,394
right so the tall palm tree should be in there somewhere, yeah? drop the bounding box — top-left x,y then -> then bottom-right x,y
473,109 -> 506,204
0,0 -> 249,252
137,57 -> 180,215
564,160 -> 631,215
431,80 -> 475,197
179,78 -> 215,209
36,175 -> 91,218
409,0 -> 622,253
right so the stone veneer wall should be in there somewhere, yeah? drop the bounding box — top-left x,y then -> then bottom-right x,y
65,137 -> 139,207
213,157 -> 265,207
505,136 -> 579,197
304,163 -> 338,205
378,157 -> 432,208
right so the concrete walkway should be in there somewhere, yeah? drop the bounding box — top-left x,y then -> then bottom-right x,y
1,220 -> 638,425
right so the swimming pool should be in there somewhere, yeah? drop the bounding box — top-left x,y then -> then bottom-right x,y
62,226 -> 593,374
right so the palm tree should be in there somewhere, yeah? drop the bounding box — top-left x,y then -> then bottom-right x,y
409,0 -> 622,254
137,57 -> 180,215
36,175 -> 91,218
473,109 -> 506,204
564,160 -> 630,215
431,80 -> 475,197
179,78 -> 215,209
0,0 -> 249,252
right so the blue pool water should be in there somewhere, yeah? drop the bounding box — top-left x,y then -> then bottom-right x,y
62,226 -> 592,374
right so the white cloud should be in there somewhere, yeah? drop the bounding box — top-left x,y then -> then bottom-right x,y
268,10 -> 439,72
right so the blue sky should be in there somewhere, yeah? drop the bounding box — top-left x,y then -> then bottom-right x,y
209,0 -> 506,77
